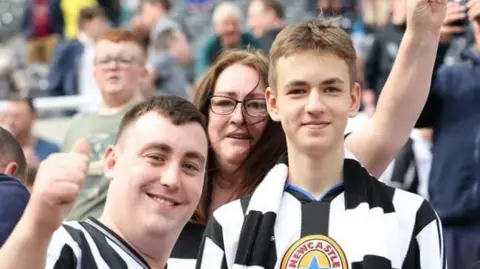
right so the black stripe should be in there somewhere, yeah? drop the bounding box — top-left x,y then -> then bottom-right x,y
247,212 -> 277,267
351,255 -> 392,269
195,216 -> 227,269
240,194 -> 252,215
402,232 -> 420,269
171,222 -> 205,259
53,245 -> 78,269
413,201 -> 437,236
81,221 -> 129,269
63,224 -> 99,269
301,202 -> 330,236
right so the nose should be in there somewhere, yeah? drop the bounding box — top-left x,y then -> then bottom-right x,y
160,163 -> 181,190
230,103 -> 246,125
305,90 -> 326,114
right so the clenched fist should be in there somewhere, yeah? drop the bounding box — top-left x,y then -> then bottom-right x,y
27,139 -> 90,233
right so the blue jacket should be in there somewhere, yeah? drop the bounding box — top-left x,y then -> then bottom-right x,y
426,45 -> 480,226
47,39 -> 84,96
21,0 -> 64,39
0,174 -> 29,247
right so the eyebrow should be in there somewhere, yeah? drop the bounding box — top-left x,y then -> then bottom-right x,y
184,151 -> 206,165
285,78 -> 345,88
143,142 -> 206,164
214,90 -> 264,99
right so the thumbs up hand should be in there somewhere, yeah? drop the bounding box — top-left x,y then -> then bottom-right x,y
27,139 -> 90,233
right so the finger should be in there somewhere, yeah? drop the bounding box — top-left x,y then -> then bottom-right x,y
441,25 -> 467,33
444,12 -> 468,23
467,6 -> 480,19
71,139 -> 90,156
466,0 -> 480,9
447,5 -> 467,14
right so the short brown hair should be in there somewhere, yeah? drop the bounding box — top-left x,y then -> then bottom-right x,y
0,127 -> 27,182
78,6 -> 105,29
256,0 -> 285,19
96,28 -> 147,57
141,0 -> 172,11
268,17 -> 357,90
192,49 -> 287,224
115,96 -> 207,145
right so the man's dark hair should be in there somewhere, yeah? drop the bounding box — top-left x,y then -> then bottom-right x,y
0,127 -> 27,181
260,0 -> 285,19
78,6 -> 106,29
115,96 -> 207,144
141,0 -> 172,12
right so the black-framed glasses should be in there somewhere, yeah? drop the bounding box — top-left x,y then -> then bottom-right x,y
209,96 -> 268,117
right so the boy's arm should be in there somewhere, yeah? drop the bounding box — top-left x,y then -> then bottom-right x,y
345,0 -> 446,177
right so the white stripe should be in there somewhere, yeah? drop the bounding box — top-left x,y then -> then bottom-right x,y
214,200 -> 244,269
167,258 -> 197,269
246,163 -> 288,214
69,222 -> 111,269
274,192 -> 301,268
199,238 -> 224,269
45,225 -> 82,269
392,189 -> 424,265
417,221 -> 443,269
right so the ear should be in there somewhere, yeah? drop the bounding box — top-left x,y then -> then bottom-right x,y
4,162 -> 18,177
265,87 -> 281,122
103,146 -> 116,181
348,82 -> 361,118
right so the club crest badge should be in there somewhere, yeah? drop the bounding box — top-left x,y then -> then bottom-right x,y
280,234 -> 348,269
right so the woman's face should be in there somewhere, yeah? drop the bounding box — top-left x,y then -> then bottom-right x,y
207,63 -> 268,170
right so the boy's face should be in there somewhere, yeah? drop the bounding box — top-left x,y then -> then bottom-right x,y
266,51 -> 360,156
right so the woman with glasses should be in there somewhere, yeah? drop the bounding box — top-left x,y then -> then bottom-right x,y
167,49 -> 287,269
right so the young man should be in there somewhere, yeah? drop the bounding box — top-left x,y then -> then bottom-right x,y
0,96 -> 209,269
196,0 -> 446,267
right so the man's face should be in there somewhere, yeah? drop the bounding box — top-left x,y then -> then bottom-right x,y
4,101 -> 35,138
94,40 -> 147,101
84,15 -> 109,40
214,12 -> 241,48
141,2 -> 161,28
266,51 -> 360,156
104,111 -> 208,241
248,0 -> 266,37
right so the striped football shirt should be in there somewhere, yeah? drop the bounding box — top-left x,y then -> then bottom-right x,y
195,151 -> 446,269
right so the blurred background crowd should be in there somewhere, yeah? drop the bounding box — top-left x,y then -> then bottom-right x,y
0,0 -> 479,268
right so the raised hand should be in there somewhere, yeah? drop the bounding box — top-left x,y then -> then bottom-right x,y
407,0 -> 447,34
27,139 -> 90,233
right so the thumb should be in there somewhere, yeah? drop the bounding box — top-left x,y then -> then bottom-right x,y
71,139 -> 90,156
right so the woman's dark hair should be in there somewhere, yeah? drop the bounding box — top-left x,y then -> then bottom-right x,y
191,49 -> 287,224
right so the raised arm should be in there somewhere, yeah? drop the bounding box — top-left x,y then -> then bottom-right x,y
345,0 -> 446,177
0,140 -> 89,269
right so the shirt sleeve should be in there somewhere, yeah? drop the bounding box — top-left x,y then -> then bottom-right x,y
0,181 -> 29,247
195,215 -> 228,269
45,225 -> 82,269
414,200 -> 446,269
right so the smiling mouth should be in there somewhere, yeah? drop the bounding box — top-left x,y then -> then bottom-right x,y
146,193 -> 180,206
302,122 -> 330,129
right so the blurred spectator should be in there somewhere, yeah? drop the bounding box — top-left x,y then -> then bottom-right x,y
60,0 -> 98,39
3,96 -> 60,169
62,28 -> 147,221
21,0 -> 64,64
247,0 -> 285,53
47,6 -> 109,110
195,2 -> 261,78
418,1 -> 480,268
379,128 -> 433,199
0,127 -> 30,247
139,0 -> 191,99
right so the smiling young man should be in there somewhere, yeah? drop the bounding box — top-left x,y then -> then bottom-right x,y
195,0 -> 447,267
0,96 -> 209,269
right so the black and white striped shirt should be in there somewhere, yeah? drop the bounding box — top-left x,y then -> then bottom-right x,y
45,218 -> 151,269
196,151 -> 446,269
